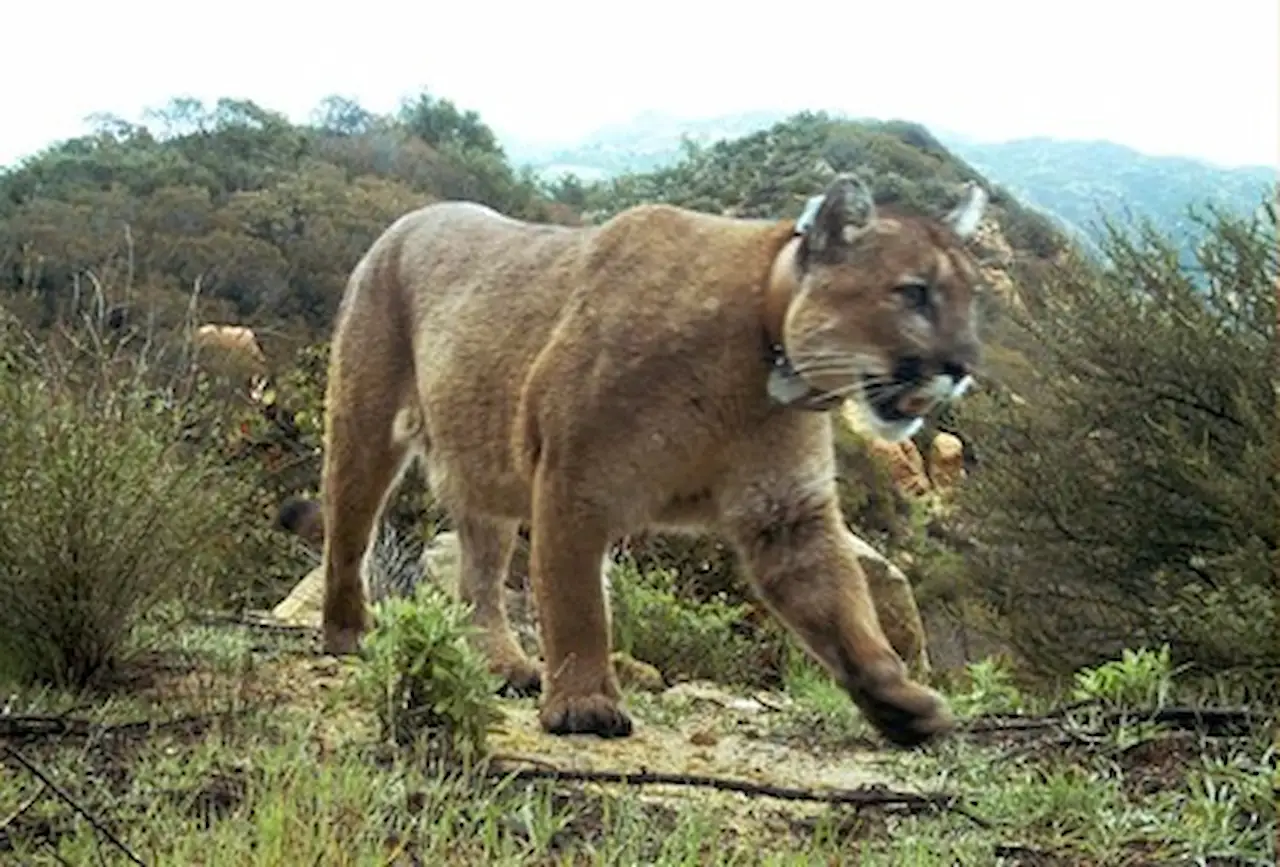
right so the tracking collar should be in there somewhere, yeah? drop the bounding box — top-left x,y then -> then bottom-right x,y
764,194 -> 844,413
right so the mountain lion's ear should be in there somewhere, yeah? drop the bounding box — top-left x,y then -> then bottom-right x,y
797,173 -> 877,258
944,182 -> 988,241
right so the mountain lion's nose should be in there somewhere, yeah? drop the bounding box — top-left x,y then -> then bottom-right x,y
941,360 -> 968,383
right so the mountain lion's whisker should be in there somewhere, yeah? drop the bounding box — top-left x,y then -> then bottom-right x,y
790,361 -> 863,377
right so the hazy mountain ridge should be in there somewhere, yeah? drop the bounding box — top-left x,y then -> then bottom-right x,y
504,112 -> 1275,248
503,110 -> 794,181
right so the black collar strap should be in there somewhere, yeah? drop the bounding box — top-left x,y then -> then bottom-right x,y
765,340 -> 845,412
764,194 -> 844,413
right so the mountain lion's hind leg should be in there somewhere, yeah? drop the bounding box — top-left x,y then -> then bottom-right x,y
456,514 -> 543,695
319,325 -> 416,655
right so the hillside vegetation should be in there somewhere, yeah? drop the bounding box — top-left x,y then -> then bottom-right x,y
558,111 -> 1065,260
515,110 -> 1275,261
0,94 -> 568,344
0,93 -> 1275,865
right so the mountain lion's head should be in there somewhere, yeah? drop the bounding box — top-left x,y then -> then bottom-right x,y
773,175 -> 989,440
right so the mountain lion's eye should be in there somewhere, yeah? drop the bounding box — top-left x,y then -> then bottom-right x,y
896,282 -> 931,313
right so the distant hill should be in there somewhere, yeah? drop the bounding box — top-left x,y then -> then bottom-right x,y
504,110 -> 792,181
506,113 -> 1275,253
943,137 -> 1276,251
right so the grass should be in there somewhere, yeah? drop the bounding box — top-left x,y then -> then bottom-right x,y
1,619 -> 1273,866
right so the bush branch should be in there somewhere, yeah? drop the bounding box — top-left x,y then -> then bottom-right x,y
0,710 -> 249,743
1,745 -> 147,866
961,704 -> 1267,737
485,760 -> 989,828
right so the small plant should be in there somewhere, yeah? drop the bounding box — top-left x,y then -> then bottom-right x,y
352,581 -> 501,765
1071,645 -> 1182,709
608,558 -> 786,688
1174,746 -> 1278,860
948,656 -> 1026,718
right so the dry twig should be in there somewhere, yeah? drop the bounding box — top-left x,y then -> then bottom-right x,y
189,611 -> 320,636
485,759 -> 989,828
0,711 -> 247,744
961,704 -> 1267,738
1,745 -> 147,866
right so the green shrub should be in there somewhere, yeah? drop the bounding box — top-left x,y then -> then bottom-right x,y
608,558 -> 788,688
351,581 -> 500,765
622,534 -> 739,603
948,656 -> 1028,718
0,317 -> 258,687
952,198 -> 1279,677
1071,645 -> 1181,710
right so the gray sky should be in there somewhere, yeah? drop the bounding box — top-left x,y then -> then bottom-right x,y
3,0 -> 1277,169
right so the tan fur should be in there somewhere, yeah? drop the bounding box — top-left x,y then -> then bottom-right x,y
306,175 -> 987,747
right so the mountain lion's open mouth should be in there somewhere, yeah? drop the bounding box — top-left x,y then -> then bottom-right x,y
856,366 -> 974,442
862,375 -> 930,424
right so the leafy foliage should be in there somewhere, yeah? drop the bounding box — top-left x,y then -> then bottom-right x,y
0,93 -> 562,337
948,657 -> 1027,718
1071,645 -> 1180,709
608,559 -> 790,689
0,313 -> 261,687
951,199 -> 1279,677
351,581 -> 501,764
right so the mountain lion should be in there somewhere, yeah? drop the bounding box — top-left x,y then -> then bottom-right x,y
303,174 -> 988,747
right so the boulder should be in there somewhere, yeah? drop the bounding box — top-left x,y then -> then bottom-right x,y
929,432 -> 966,488
844,532 -> 932,679
272,565 -> 323,628
839,403 -> 932,497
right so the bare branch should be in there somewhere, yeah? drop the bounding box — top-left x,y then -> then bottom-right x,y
1,745 -> 147,866
482,760 -> 990,828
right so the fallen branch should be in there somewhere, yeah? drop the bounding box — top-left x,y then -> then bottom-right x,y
961,704 -> 1268,737
1118,706 -> 1271,735
2,745 -> 147,866
0,710 -> 249,744
485,760 -> 989,828
189,611 -> 319,636
959,699 -> 1099,733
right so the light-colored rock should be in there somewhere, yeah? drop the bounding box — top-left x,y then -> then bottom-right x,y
420,531 -> 461,595
272,531 -> 463,629
662,681 -> 768,714
272,566 -> 323,628
194,323 -> 267,368
840,403 -> 932,497
969,218 -> 1025,313
873,438 -> 932,497
929,432 -> 966,488
844,532 -> 932,679
611,652 -> 666,693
